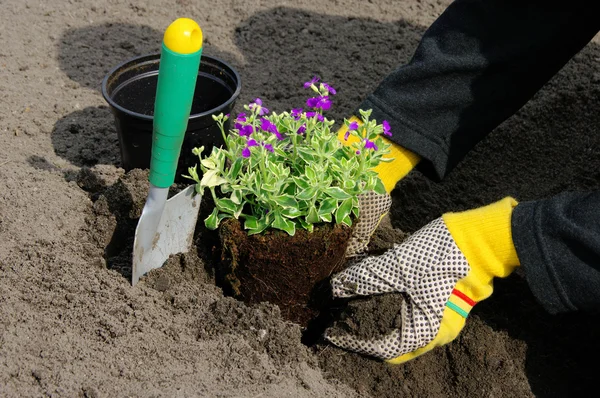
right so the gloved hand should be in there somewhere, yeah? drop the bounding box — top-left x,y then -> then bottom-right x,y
337,116 -> 420,257
325,197 -> 520,364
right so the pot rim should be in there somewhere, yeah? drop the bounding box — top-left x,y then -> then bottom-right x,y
101,52 -> 242,122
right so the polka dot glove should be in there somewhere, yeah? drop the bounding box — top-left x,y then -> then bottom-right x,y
345,191 -> 393,258
337,116 -> 420,258
327,217 -> 470,361
326,198 -> 521,364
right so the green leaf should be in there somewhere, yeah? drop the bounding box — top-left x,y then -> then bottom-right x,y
296,187 -> 318,201
204,208 -> 222,230
281,207 -> 302,218
299,217 -> 314,233
215,198 -> 237,214
305,165 -> 316,181
307,205 -> 320,224
247,227 -> 263,236
227,157 -> 243,180
366,175 -> 377,191
200,158 -> 217,169
343,179 -> 356,190
244,215 -> 258,230
318,198 -> 337,215
184,165 -> 199,182
352,204 -> 360,219
274,194 -> 298,209
200,169 -> 227,188
359,108 -> 372,120
373,178 -> 387,195
272,212 -> 296,236
329,163 -> 342,173
297,147 -> 317,163
233,203 -> 244,218
319,213 -> 332,223
261,183 -> 278,193
293,176 -> 310,190
191,146 -> 204,157
267,160 -> 281,176
341,214 -> 353,227
247,215 -> 271,235
335,198 -> 353,225
274,147 -> 288,158
230,189 -> 243,205
325,187 -> 352,200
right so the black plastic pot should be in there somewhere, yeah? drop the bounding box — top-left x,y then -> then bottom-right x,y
102,53 -> 241,180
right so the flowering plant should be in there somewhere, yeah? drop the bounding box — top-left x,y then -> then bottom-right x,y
186,78 -> 393,236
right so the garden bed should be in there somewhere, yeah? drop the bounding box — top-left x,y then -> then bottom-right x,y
1,0 -> 600,396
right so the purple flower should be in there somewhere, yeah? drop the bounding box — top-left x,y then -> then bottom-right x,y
291,108 -> 303,120
249,98 -> 269,116
297,124 -> 306,135
247,139 -> 259,147
305,112 -> 324,122
236,113 -> 247,122
320,99 -> 332,111
306,97 -> 319,108
260,118 -> 283,140
242,147 -> 251,158
364,139 -> 378,151
260,117 -> 272,132
235,123 -> 254,137
306,96 -> 331,111
344,121 -> 358,141
356,150 -> 361,155
382,120 -> 392,137
304,76 -> 320,89
242,125 -> 254,136
263,143 -> 274,153
322,82 -> 336,95
225,114 -> 230,118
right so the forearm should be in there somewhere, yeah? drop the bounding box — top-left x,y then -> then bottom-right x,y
512,191 -> 600,314
359,0 -> 599,180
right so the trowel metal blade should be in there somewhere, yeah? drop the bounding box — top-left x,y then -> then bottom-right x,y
132,185 -> 202,285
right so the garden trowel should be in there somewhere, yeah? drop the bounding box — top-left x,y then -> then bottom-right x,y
132,18 -> 204,286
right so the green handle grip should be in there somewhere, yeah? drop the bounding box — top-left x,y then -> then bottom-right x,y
149,43 -> 202,188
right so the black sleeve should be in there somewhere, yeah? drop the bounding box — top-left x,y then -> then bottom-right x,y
357,0 -> 599,180
511,191 -> 600,314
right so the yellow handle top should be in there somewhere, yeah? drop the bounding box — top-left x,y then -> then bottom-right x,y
163,18 -> 203,54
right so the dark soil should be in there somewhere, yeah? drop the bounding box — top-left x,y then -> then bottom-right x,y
83,168 -> 148,280
327,293 -> 405,340
218,217 -> 353,327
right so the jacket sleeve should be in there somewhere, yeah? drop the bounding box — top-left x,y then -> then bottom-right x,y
358,0 -> 599,180
511,191 -> 600,314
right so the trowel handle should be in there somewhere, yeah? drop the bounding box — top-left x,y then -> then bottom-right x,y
149,18 -> 203,188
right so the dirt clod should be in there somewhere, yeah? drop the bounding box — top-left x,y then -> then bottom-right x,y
218,218 -> 353,327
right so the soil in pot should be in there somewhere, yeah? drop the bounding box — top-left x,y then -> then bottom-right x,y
218,218 -> 354,327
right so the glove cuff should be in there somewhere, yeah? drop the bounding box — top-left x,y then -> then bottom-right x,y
337,116 -> 420,193
442,197 -> 520,302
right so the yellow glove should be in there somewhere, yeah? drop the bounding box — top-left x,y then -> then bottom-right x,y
337,116 -> 421,257
325,197 -> 520,363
